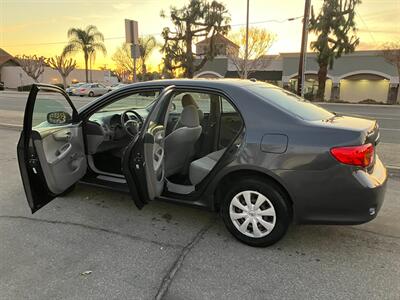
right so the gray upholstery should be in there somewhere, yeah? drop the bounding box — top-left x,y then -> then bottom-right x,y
189,148 -> 226,185
180,105 -> 200,127
173,94 -> 204,131
165,105 -> 202,177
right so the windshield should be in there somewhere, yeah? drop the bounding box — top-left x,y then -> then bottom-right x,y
246,82 -> 334,121
97,90 -> 160,113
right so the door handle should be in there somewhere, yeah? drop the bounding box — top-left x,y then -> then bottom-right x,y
54,143 -> 72,161
54,131 -> 72,141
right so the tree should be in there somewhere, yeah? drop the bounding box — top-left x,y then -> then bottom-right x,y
382,41 -> 400,104
111,43 -> 135,82
138,35 -> 159,74
309,0 -> 361,101
47,54 -> 76,88
161,0 -> 230,78
112,36 -> 159,82
382,41 -> 400,76
62,25 -> 106,83
16,54 -> 46,83
228,27 -> 275,79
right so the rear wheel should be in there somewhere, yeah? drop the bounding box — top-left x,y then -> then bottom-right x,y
221,178 -> 291,247
88,91 -> 94,97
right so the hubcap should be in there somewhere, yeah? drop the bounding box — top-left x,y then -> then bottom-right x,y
229,190 -> 276,238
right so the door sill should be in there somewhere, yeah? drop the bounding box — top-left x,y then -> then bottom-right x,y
166,179 -> 195,194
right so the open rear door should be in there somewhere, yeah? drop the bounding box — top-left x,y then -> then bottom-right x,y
17,84 -> 87,213
122,86 -> 175,209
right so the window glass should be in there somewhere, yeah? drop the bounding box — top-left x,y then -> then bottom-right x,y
219,97 -> 243,148
221,97 -> 237,113
172,92 -> 210,113
97,90 -> 160,112
32,90 -> 73,128
246,82 -> 334,121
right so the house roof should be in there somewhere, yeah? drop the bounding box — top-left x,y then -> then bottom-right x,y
225,70 -> 283,81
196,33 -> 239,49
0,48 -> 18,67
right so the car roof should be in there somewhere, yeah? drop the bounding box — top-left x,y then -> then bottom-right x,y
131,78 -> 260,90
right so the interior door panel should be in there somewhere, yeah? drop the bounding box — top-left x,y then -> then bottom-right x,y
33,125 -> 87,194
18,83 -> 87,213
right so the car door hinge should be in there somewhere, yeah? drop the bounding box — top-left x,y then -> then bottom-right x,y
134,153 -> 143,169
28,157 -> 40,174
28,158 -> 39,166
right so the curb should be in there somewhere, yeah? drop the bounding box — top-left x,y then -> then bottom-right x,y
0,123 -> 22,130
387,166 -> 400,178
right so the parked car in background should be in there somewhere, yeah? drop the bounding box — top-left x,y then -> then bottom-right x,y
73,83 -> 111,97
66,82 -> 85,95
17,79 -> 387,247
110,83 -> 128,91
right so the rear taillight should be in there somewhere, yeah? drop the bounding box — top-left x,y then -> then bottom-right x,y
80,88 -> 86,92
330,143 -> 374,168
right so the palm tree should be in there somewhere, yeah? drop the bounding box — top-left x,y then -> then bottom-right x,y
62,25 -> 106,83
138,35 -> 158,74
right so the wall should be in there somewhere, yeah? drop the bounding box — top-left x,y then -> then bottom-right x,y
1,66 -> 117,88
340,78 -> 390,103
282,51 -> 398,78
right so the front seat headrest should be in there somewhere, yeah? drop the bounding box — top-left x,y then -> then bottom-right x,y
180,105 -> 200,128
182,94 -> 198,108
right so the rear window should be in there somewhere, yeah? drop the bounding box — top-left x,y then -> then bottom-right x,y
246,83 -> 334,121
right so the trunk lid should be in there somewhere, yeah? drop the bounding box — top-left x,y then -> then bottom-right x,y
319,115 -> 380,146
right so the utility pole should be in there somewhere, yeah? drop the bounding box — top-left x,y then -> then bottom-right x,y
297,0 -> 311,96
244,0 -> 250,79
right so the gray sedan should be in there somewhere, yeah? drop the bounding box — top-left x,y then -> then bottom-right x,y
17,79 -> 387,246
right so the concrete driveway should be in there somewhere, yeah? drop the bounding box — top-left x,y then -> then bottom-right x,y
0,128 -> 399,299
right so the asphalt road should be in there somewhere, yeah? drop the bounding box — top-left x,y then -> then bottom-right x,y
0,127 -> 399,299
318,103 -> 400,144
0,91 -> 399,143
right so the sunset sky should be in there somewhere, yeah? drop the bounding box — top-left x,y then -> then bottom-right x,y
1,0 -> 399,70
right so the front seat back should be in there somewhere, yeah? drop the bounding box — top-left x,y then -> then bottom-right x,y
164,105 -> 202,177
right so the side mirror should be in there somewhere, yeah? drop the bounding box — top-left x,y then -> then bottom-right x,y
47,111 -> 72,125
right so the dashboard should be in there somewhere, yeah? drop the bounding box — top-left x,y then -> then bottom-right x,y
85,108 -> 149,155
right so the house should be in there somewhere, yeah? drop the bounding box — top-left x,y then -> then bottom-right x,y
0,48 -> 118,88
194,36 -> 399,104
0,48 -> 19,83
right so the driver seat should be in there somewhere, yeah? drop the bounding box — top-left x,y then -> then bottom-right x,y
164,105 -> 202,177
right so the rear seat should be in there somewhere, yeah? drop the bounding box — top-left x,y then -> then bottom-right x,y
189,148 -> 226,185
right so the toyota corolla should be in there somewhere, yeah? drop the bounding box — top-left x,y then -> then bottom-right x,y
17,79 -> 387,246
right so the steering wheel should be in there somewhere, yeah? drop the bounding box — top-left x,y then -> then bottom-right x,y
121,110 -> 144,137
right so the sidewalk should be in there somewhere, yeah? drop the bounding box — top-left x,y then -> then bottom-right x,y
0,109 -> 399,173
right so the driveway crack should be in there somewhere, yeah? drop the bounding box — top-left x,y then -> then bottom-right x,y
154,218 -> 216,300
0,215 -> 184,249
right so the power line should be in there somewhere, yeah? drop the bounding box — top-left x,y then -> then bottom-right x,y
357,12 -> 377,44
2,16 -> 302,48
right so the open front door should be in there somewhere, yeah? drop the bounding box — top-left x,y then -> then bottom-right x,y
17,84 -> 87,213
122,86 -> 175,209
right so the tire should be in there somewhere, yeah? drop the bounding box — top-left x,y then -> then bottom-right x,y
221,178 -> 291,247
58,184 -> 76,197
88,91 -> 94,97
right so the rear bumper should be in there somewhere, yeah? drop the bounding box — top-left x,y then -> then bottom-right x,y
283,156 -> 388,225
